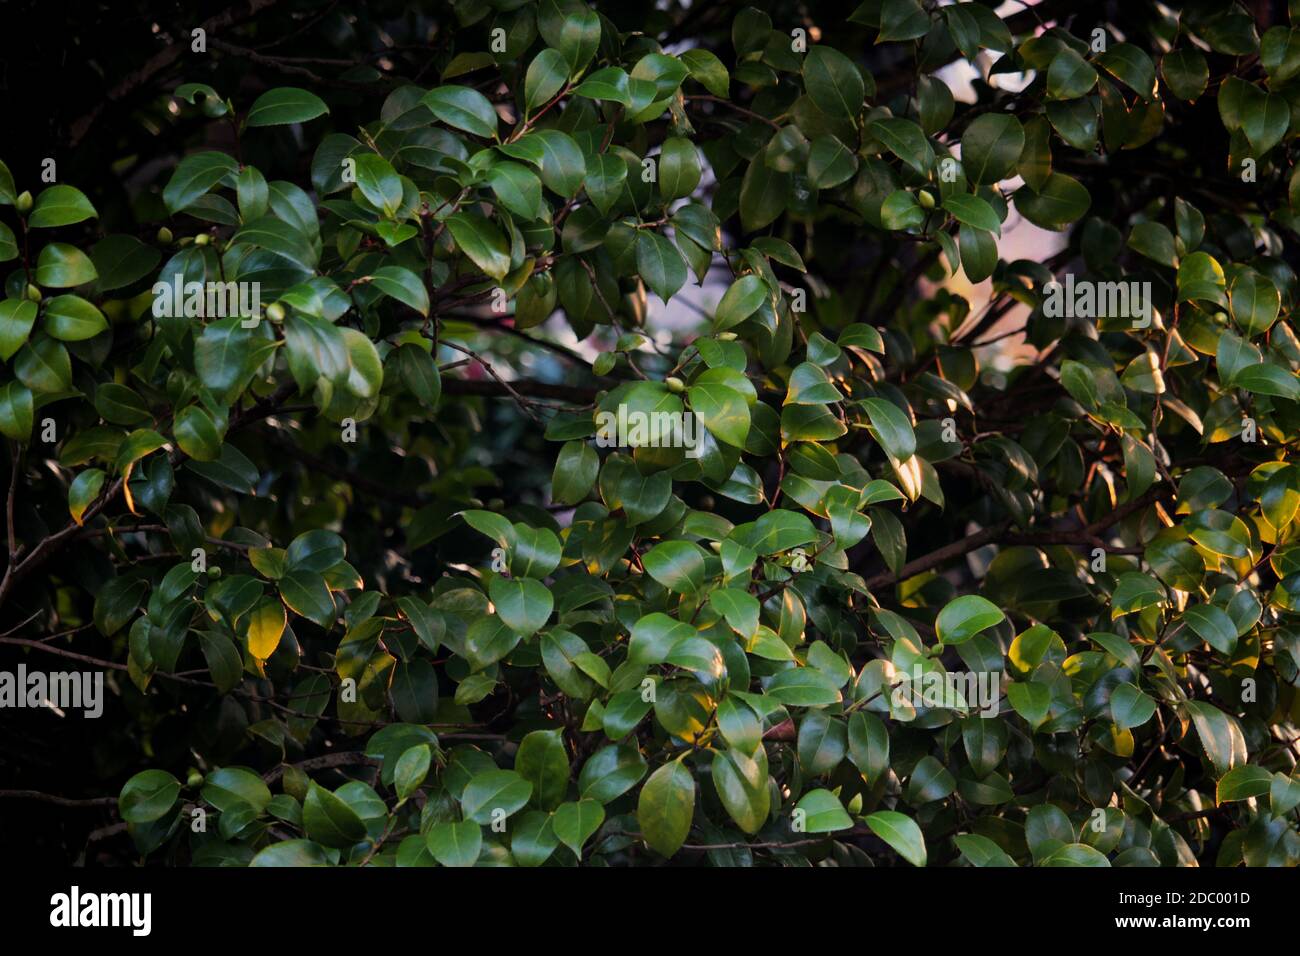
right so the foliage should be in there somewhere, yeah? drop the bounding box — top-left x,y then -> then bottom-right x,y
4,0 -> 1300,868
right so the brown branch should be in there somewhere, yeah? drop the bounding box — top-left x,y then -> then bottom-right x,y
0,789 -> 117,808
263,752 -> 380,784
441,372 -> 599,407
865,484 -> 1172,590
68,0 -> 289,145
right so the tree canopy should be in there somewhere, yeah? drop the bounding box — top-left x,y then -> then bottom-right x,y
2,0 -> 1300,868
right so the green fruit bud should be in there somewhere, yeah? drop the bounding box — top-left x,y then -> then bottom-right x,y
918,189 -> 936,210
666,376 -> 686,393
207,566 -> 222,579
186,770 -> 203,788
25,284 -> 41,302
717,332 -> 738,341
1213,311 -> 1228,324
194,233 -> 210,246
15,190 -> 32,213
156,226 -> 173,244
266,302 -> 286,323
178,236 -> 194,247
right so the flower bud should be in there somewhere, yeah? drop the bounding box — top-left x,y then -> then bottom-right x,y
15,190 -> 32,213
666,376 -> 685,393
156,226 -> 173,244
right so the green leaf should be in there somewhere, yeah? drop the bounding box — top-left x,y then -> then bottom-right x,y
848,711 -> 890,785
878,0 -> 931,42
43,294 -> 107,341
794,788 -> 853,832
1014,173 -> 1091,229
525,48 -> 568,113
1127,221 -> 1178,268
537,0 -> 600,76
394,744 -> 432,801
486,162 -> 544,221
1216,765 -> 1272,804
89,235 -> 161,291
488,576 -> 553,636
173,405 -> 223,462
578,743 -> 646,803
961,114 -> 1025,185
714,275 -> 768,331
279,570 -> 335,628
551,439 -> 598,505
194,318 -> 254,397
658,136 -> 702,202
942,193 -> 1002,236
766,667 -> 842,707
935,595 -> 1004,645
0,299 -> 38,360
519,130 -> 586,198
1185,701 -> 1246,778
1230,270 -> 1280,337
552,799 -> 604,855
807,135 -> 859,189
1161,48 -> 1209,101
1046,48 -> 1098,100
68,468 -> 106,525
447,210 -> 511,281
29,185 -> 97,228
353,153 -> 404,217
637,759 -> 695,857
423,85 -> 499,138
1242,89 -> 1290,154
954,833 -> 1018,867
245,87 -> 329,127
16,337 -> 73,394
681,48 -> 729,98
862,397 -> 916,460
425,820 -> 482,867
642,540 -> 708,595
1042,843 -> 1111,867
460,769 -> 533,824
573,66 -> 632,106
511,522 -> 562,578
868,117 -> 933,174
1236,363 -> 1300,401
119,770 -> 181,824
864,810 -> 927,866
163,151 -> 238,214
629,612 -> 695,666
371,265 -> 430,316
250,840 -> 331,867
688,381 -> 750,447
35,243 -> 97,287
738,158 -> 789,233
1110,682 -> 1157,730
709,588 -> 760,639
802,46 -> 865,118
636,231 -> 687,304
515,730 -> 569,810
1183,603 -> 1238,656
1096,43 -> 1157,101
